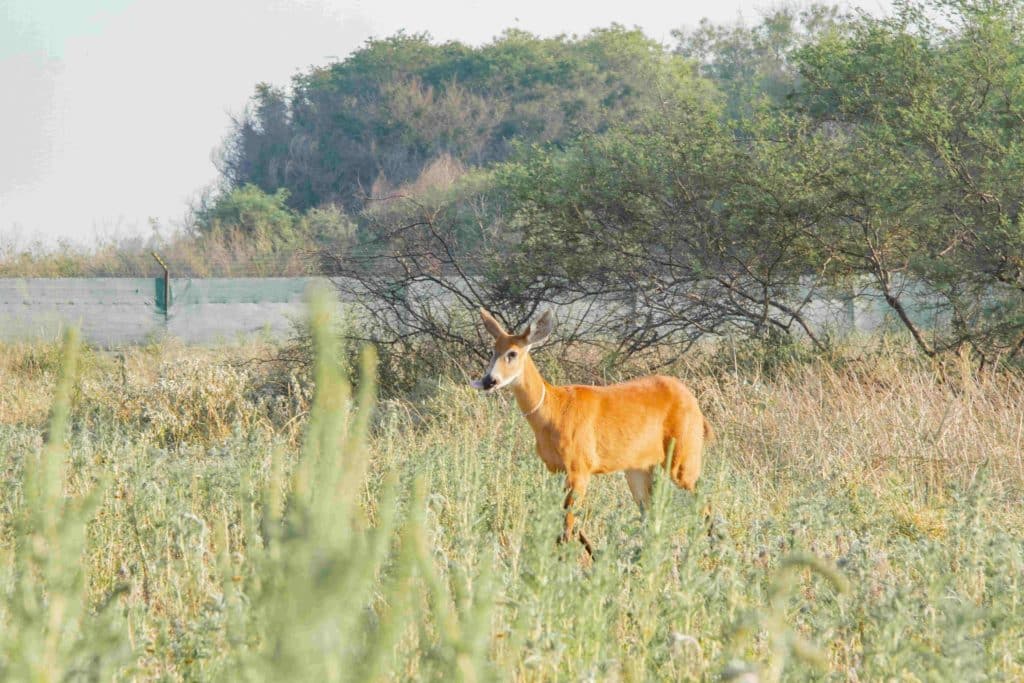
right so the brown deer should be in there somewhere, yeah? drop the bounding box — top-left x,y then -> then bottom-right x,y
471,309 -> 712,555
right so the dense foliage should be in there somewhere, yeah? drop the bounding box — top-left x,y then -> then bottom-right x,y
793,0 -> 1024,358
220,27 -> 702,211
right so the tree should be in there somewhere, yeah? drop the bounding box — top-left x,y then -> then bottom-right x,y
220,28 -> 702,213
220,84 -> 291,196
795,0 -> 1024,362
497,96 -> 841,355
195,184 -> 298,248
673,4 -> 847,117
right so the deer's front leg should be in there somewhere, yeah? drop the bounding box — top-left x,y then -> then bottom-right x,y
561,473 -> 593,557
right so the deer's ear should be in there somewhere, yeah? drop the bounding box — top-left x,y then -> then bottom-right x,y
479,308 -> 507,339
524,309 -> 554,347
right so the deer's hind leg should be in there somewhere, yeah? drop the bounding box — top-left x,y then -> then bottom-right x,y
665,409 -> 705,492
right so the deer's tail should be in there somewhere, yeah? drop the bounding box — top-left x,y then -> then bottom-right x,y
702,417 -> 714,444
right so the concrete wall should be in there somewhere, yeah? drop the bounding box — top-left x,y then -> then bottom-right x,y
0,275 -> 953,347
167,278 -> 315,343
0,277 -> 320,346
0,278 -> 163,346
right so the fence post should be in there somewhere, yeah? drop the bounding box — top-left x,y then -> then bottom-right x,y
152,252 -> 170,320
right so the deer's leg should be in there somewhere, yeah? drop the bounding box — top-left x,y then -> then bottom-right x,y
561,473 -> 593,557
624,468 -> 654,515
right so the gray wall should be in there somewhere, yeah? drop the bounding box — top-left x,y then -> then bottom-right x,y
0,277 -> 320,346
0,276 -> 948,347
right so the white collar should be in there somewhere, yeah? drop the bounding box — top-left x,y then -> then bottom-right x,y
521,384 -> 546,418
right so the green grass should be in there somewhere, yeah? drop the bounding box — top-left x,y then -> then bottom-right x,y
1,309 -> 1022,680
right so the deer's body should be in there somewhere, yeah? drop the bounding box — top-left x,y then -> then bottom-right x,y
473,309 -> 711,555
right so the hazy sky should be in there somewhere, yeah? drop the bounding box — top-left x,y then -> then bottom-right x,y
0,0 -> 891,245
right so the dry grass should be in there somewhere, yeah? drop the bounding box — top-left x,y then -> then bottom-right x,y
0,229 -> 314,278
1,330 -> 1022,680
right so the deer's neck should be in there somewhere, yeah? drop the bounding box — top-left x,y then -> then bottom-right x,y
512,355 -> 553,423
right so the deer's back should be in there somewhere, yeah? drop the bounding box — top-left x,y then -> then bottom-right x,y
542,375 -> 701,474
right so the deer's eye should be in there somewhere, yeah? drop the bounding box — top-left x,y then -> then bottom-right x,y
506,350 -> 518,361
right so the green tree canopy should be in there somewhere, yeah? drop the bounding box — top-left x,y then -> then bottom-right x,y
219,27 -> 710,212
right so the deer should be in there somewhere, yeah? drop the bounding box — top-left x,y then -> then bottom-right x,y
470,308 -> 712,556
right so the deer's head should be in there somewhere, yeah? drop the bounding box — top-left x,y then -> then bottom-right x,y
471,309 -> 554,392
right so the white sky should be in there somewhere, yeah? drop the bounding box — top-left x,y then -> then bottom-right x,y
0,0 -> 891,245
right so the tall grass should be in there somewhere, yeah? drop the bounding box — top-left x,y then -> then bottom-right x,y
0,329 -> 129,680
0,319 -> 1022,680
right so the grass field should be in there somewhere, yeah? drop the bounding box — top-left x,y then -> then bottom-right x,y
1,306 -> 1023,680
